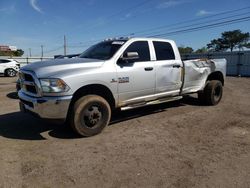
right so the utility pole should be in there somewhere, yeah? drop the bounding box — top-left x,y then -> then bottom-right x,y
29,48 -> 32,57
41,45 -> 44,58
64,35 -> 67,56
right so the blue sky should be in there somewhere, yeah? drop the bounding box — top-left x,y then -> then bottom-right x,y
0,0 -> 250,57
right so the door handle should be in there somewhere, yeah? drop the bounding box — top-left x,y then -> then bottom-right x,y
144,67 -> 154,71
173,64 -> 181,68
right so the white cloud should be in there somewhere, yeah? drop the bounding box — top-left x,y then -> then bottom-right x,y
196,10 -> 213,16
156,0 -> 191,9
29,0 -> 43,13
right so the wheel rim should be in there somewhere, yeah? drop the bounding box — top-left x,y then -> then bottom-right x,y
8,69 -> 15,76
213,85 -> 222,102
81,104 -> 102,129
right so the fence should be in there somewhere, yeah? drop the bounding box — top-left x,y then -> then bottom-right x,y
1,51 -> 250,76
0,56 -> 53,66
181,51 -> 250,76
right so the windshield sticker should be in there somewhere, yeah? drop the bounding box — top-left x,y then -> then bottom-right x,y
112,41 -> 125,45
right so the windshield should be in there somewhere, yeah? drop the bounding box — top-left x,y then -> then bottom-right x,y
79,40 -> 126,60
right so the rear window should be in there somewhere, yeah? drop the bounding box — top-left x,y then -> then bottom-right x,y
153,41 -> 175,60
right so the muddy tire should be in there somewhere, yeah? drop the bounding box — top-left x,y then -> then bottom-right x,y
197,91 -> 205,105
201,80 -> 223,105
5,69 -> 17,77
71,95 -> 111,137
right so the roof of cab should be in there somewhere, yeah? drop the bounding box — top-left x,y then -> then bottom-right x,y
103,37 -> 174,43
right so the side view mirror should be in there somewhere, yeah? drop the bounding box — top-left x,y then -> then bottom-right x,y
121,52 -> 139,61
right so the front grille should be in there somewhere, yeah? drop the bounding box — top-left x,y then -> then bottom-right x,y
19,71 -> 39,96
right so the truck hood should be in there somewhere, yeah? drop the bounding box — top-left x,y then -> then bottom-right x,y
21,58 -> 104,78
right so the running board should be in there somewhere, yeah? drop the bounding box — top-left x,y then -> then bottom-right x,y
121,96 -> 183,111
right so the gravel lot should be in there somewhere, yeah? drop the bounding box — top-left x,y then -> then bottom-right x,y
0,76 -> 250,188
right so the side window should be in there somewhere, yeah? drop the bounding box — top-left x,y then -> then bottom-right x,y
153,41 -> 175,60
0,59 -> 10,63
124,41 -> 150,62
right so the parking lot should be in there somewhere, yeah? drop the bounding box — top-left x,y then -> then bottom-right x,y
0,76 -> 250,188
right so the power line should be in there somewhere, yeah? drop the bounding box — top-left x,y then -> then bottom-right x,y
144,11 -> 250,37
66,17 -> 250,52
64,35 -> 67,56
67,0 -> 153,38
68,6 -> 250,47
149,16 -> 250,38
45,6 -> 250,55
41,45 -> 43,58
29,48 -> 32,57
105,0 -> 153,20
121,6 -> 250,37
43,46 -> 63,54
67,16 -> 250,51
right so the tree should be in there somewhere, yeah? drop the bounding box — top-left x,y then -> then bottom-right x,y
0,49 -> 24,57
13,49 -> 24,56
195,47 -> 208,53
178,46 -> 193,54
0,51 -> 12,56
207,30 -> 250,52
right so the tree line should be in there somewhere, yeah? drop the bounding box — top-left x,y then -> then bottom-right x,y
178,30 -> 250,54
0,49 -> 24,57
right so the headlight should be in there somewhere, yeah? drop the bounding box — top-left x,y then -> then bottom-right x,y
40,78 -> 70,93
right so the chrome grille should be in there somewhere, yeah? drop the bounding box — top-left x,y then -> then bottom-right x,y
19,71 -> 41,97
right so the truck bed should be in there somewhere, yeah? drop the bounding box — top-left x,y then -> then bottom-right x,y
182,58 -> 227,94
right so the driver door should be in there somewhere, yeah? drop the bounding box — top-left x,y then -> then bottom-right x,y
116,41 -> 155,105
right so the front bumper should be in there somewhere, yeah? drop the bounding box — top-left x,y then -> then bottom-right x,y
18,91 -> 72,121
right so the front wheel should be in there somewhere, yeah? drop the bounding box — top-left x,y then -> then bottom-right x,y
71,95 -> 111,137
5,69 -> 17,77
198,80 -> 223,105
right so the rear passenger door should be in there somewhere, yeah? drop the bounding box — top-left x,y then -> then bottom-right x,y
153,41 -> 182,95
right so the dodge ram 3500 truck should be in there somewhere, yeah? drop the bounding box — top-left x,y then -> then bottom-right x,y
18,38 -> 226,136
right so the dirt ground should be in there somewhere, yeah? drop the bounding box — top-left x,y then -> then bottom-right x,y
0,76 -> 250,188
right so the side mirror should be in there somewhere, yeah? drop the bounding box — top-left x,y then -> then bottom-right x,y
122,52 -> 139,61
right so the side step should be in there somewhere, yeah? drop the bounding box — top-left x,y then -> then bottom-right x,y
121,96 -> 183,111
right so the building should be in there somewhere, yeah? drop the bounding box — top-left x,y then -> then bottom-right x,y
0,45 -> 17,52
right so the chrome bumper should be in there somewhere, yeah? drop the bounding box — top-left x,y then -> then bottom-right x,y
18,91 -> 72,120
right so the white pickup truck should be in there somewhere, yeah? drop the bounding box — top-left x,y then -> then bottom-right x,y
18,37 -> 226,136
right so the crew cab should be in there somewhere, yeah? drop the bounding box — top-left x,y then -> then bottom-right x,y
18,37 -> 226,136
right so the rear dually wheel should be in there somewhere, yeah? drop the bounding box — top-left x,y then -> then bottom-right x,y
198,80 -> 223,105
